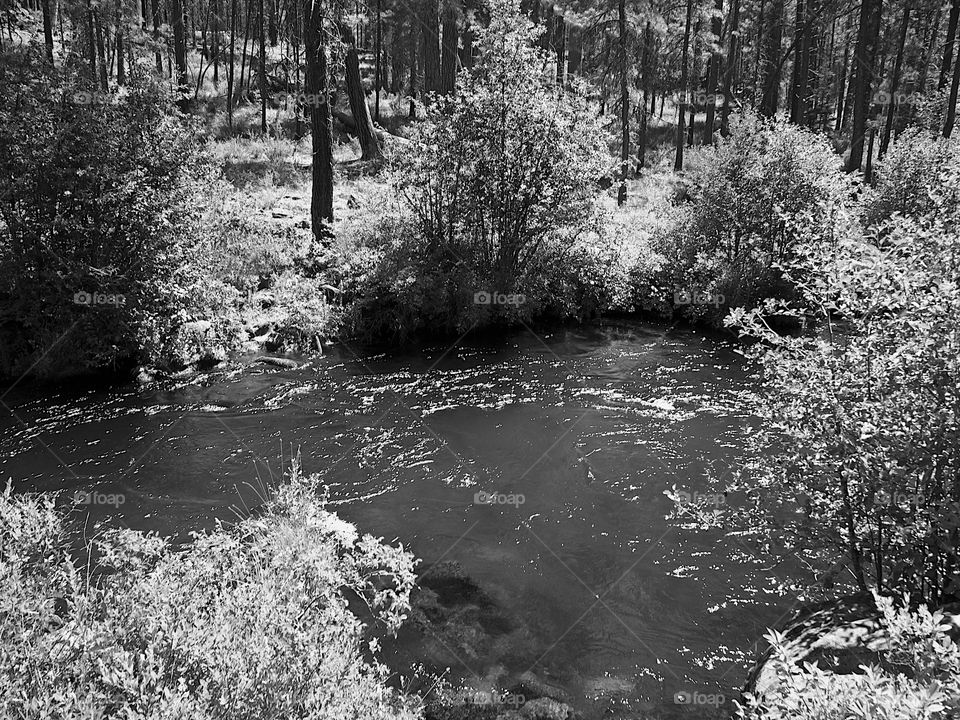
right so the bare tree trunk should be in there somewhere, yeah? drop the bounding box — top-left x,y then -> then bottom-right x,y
941,0 -> 960,90
259,0 -> 267,133
440,0 -> 457,94
41,0 -> 54,62
637,21 -> 651,173
618,0 -> 628,205
375,0 -> 382,119
423,0 -> 441,93
555,14 -> 566,86
759,0 -> 783,117
675,0 -> 694,170
172,0 -> 189,96
879,6 -> 909,158
305,0 -> 334,234
227,0 -> 236,127
847,0 -> 882,172
945,31 -> 960,137
95,14 -> 108,90
116,5 -> 125,85
343,27 -> 383,159
212,0 -> 220,85
721,0 -> 740,136
151,0 -> 162,73
703,0 -> 723,143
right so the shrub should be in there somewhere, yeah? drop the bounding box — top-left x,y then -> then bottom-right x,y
0,468 -> 421,719
645,113 -> 849,324
358,0 -> 609,338
0,54 -> 212,379
862,127 -> 959,227
716,148 -> 960,605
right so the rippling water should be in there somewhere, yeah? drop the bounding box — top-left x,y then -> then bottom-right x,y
0,321 -> 794,717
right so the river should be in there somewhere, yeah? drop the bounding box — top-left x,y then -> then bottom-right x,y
0,320 -> 794,718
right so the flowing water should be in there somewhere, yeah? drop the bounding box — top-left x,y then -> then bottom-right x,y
0,321 -> 794,718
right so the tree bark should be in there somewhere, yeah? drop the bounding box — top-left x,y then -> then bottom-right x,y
703,0 -> 723,143
618,0 -> 628,205
151,0 -> 162,74
343,28 -> 383,160
115,5 -> 125,85
721,0 -> 740,136
847,0 -> 882,172
440,1 -> 458,94
305,0 -> 334,234
879,6 -> 909,158
41,0 -> 54,62
172,0 -> 189,96
375,0 -> 382,119
945,29 -> 960,137
676,0 -> 694,170
227,0 -> 236,128
941,0 -> 960,90
259,0 -> 267,133
759,0 -> 783,117
423,0 -> 441,93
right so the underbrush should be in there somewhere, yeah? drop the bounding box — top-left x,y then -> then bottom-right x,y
0,469 -> 421,719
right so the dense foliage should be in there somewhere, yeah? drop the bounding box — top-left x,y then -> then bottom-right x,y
0,469 -> 420,719
0,56 -> 211,378
344,0 -> 611,338
708,133 -> 960,606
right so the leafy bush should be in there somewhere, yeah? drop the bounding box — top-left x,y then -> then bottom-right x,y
642,113 -> 849,324
0,468 -> 421,719
0,53 -> 212,378
350,0 -> 609,338
862,127 -> 959,228
738,594 -> 960,720
717,147 -> 960,605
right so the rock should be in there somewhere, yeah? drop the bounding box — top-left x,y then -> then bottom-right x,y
743,594 -> 960,704
255,356 -> 299,369
519,698 -> 572,720
197,346 -> 227,370
136,367 -> 155,384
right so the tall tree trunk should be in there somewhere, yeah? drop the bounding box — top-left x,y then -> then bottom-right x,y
86,0 -> 97,82
753,0 -> 767,104
95,15 -> 108,90
227,0 -> 236,128
879,6 -> 909,158
212,0 -> 220,85
268,0 -> 278,46
941,0 -> 960,90
172,0 -> 189,96
568,25 -> 582,78
945,31 -> 960,136
410,21 -> 420,116
305,0 -> 334,234
423,0 -> 441,93
259,0 -> 267,133
151,0 -> 162,73
375,0 -> 382,119
555,14 -> 566,86
41,0 -> 54,62
676,0 -> 694,170
638,21 -> 652,173
618,0 -> 629,206
343,27 -> 383,159
721,0 -> 740,136
847,0 -> 882,172
440,1 -> 457,94
835,21 -> 850,131
703,0 -> 723,143
115,5 -> 125,85
789,0 -> 805,122
759,0 -> 783,117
